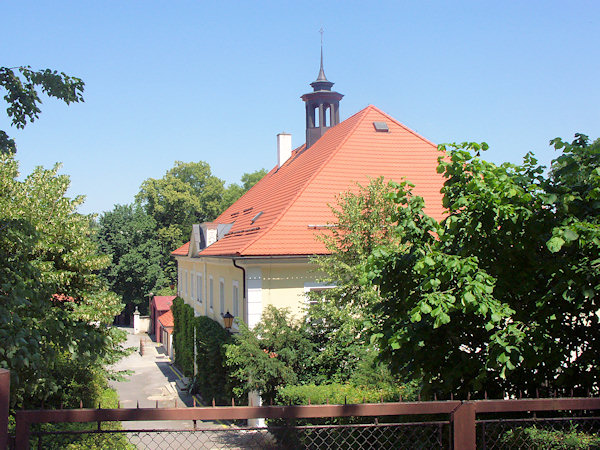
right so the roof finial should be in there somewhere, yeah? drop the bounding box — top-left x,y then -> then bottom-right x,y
316,27 -> 327,82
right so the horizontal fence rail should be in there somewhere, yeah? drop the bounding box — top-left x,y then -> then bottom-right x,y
3,361 -> 598,450
15,400 -> 462,423
14,400 -> 461,449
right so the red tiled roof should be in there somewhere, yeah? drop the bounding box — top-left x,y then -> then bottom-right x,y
158,310 -> 174,328
173,105 -> 445,258
152,295 -> 176,311
51,294 -> 75,303
172,242 -> 189,256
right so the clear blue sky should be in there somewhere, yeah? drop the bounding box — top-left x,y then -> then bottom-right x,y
2,1 -> 598,215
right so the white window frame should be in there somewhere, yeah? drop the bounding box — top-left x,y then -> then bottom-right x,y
209,276 -> 214,311
219,278 -> 225,315
177,268 -> 182,296
196,273 -> 203,304
190,271 -> 195,300
232,281 -> 239,319
304,282 -> 335,306
184,271 -> 188,298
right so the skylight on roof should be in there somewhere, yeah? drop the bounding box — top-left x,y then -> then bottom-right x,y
251,211 -> 263,224
373,121 -> 389,132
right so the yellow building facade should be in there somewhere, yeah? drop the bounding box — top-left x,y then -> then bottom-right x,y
174,254 -> 331,330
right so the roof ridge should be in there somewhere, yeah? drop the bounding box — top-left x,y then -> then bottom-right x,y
368,105 -> 437,147
241,106 -> 373,254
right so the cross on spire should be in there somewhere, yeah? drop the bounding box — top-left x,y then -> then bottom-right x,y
301,28 -> 343,149
316,27 -> 327,82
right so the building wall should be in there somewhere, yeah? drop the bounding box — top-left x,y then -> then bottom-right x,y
260,262 -> 316,318
175,255 -> 323,329
176,256 -> 243,330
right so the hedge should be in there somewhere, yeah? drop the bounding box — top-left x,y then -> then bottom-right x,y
171,298 -> 234,404
171,297 -> 195,376
276,382 -> 419,406
192,316 -> 233,404
501,425 -> 600,449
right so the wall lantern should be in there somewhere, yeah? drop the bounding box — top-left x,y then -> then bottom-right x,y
222,311 -> 235,330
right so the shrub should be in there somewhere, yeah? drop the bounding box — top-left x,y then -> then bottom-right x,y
270,382 -> 421,447
276,382 -> 418,406
29,387 -> 134,449
192,316 -> 233,404
501,424 -> 600,449
225,306 -> 316,404
171,297 -> 194,375
172,299 -> 234,403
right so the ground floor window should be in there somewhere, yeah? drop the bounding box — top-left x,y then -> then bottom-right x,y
219,278 -> 225,315
232,281 -> 239,318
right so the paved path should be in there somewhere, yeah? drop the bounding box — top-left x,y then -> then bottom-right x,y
109,327 -> 210,430
108,328 -> 275,448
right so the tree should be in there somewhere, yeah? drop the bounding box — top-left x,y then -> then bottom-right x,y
135,161 -> 227,280
0,153 -> 126,408
0,66 -> 84,154
240,169 -> 268,191
361,136 -> 600,399
225,180 -> 411,401
136,163 -> 267,281
221,169 -> 267,209
225,306 -> 316,403
95,204 -> 168,315
305,178 -> 402,383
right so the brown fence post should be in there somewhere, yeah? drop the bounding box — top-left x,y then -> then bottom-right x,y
452,401 -> 476,450
0,369 -> 9,450
14,411 -> 31,450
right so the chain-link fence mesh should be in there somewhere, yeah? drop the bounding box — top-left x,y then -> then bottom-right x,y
477,415 -> 600,449
31,421 -> 450,449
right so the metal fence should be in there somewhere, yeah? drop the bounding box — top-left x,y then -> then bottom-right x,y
29,421 -> 450,449
478,414 -> 600,449
2,369 -> 599,449
12,402 -> 459,449
9,399 -> 600,449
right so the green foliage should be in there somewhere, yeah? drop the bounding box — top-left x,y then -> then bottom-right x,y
192,316 -> 233,404
135,164 -> 267,281
0,153 -> 126,408
302,299 -> 379,385
0,66 -> 84,154
226,306 -> 316,404
276,382 -> 418,406
301,178 -> 414,387
95,204 -> 168,314
225,302 -> 405,405
361,135 -> 600,398
501,424 -> 600,449
30,387 -> 134,449
171,299 -> 234,403
313,177 -> 401,307
171,297 -> 195,376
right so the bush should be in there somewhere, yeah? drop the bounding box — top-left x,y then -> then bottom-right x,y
501,424 -> 600,449
270,382 -> 421,447
192,316 -> 233,404
171,297 -> 195,375
29,387 -> 134,449
172,298 -> 234,403
276,382 -> 418,406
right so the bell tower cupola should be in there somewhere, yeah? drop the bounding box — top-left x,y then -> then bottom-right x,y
301,34 -> 343,149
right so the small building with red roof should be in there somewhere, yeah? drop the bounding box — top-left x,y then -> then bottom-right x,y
172,57 -> 445,330
157,309 -> 174,356
149,295 -> 176,342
